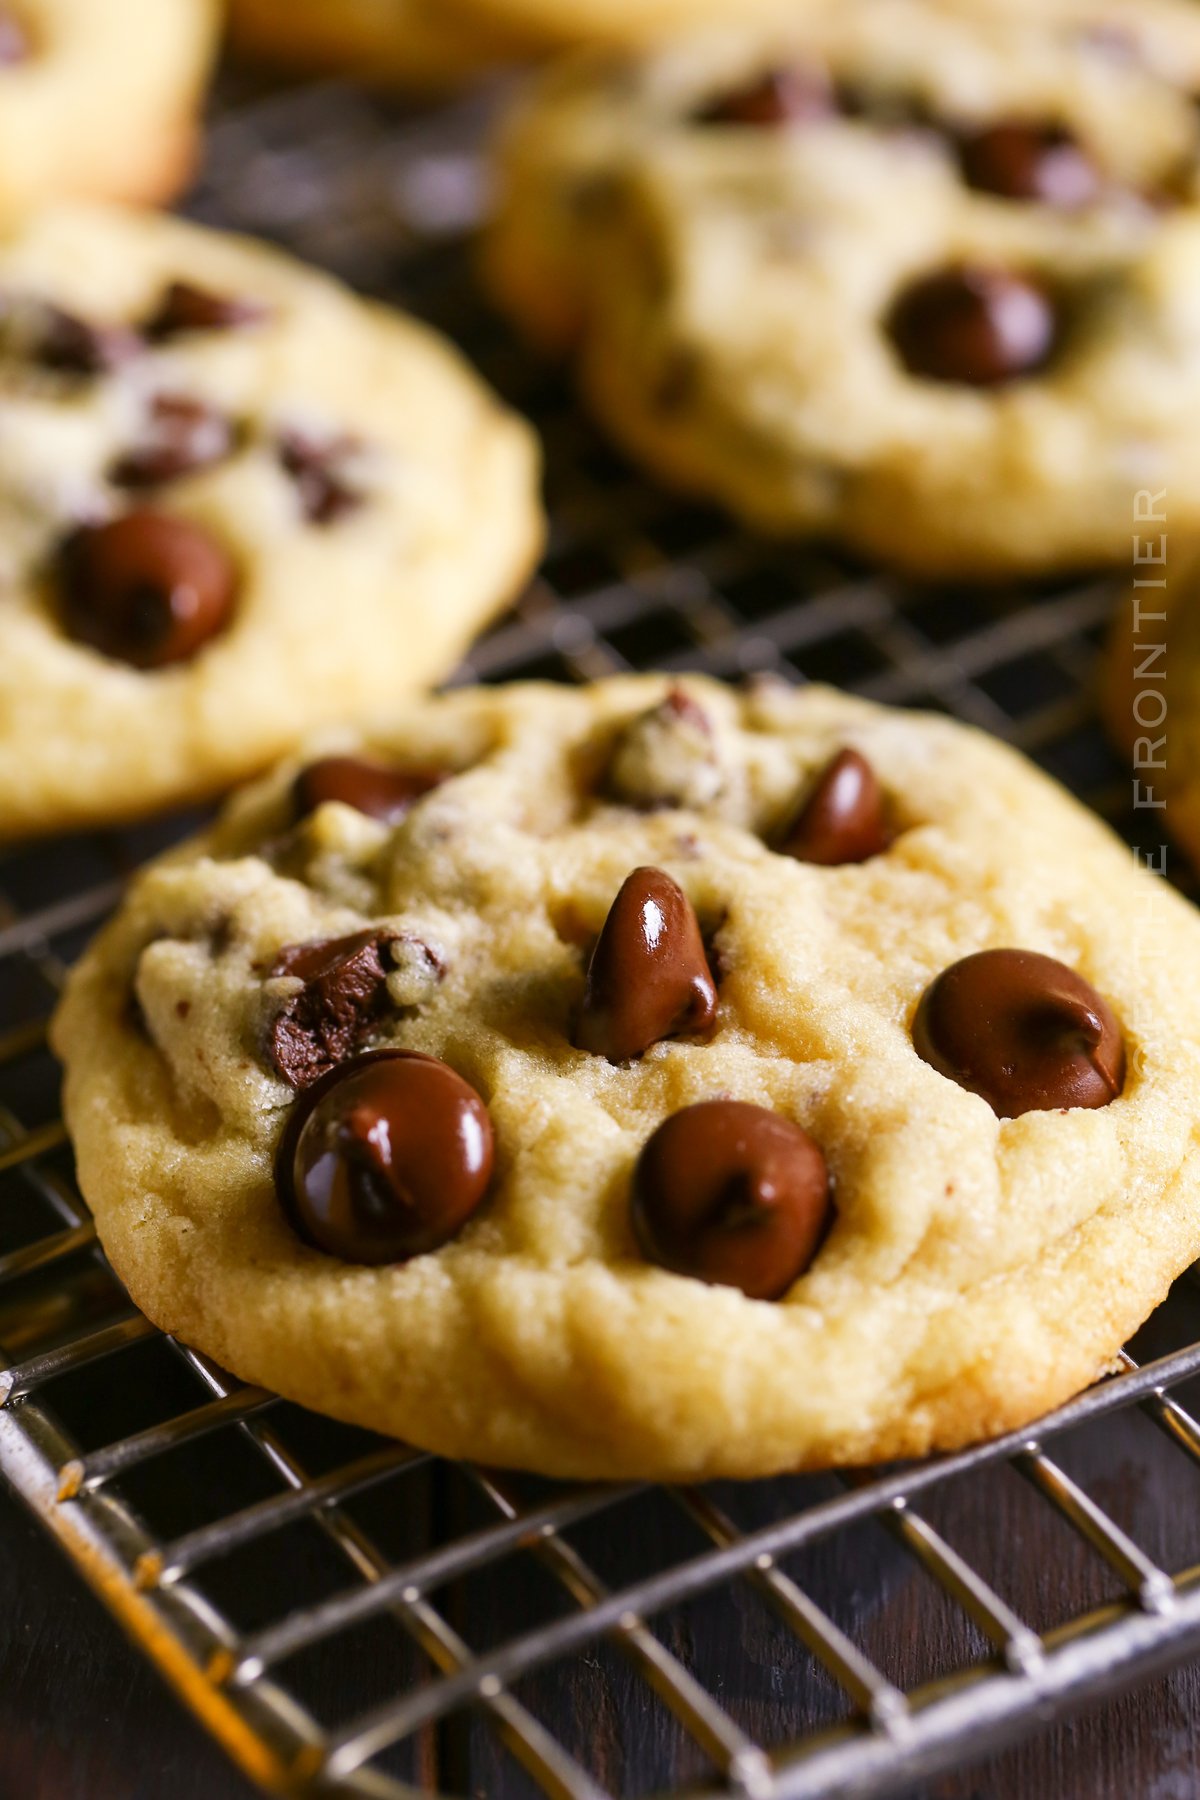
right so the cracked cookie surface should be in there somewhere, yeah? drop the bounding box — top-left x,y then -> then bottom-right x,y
52,674 -> 1200,1480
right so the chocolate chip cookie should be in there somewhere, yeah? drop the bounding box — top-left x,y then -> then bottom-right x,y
0,205 -> 542,837
52,675 -> 1200,1480
0,0 -> 218,216
484,0 -> 1200,575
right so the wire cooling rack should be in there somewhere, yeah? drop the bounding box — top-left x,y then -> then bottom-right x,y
3,71 -> 1200,1800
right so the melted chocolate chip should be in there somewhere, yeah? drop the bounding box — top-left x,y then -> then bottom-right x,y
0,7 -> 29,63
913,948 -> 1126,1117
57,511 -> 237,669
269,929 -> 398,1090
699,65 -> 837,128
278,1049 -> 494,1263
632,1100 -> 831,1299
958,121 -> 1101,208
144,281 -> 269,341
110,394 -> 239,488
779,749 -> 891,865
35,305 -> 139,376
277,430 -> 363,525
576,867 -> 717,1063
888,264 -> 1058,386
294,756 -> 446,826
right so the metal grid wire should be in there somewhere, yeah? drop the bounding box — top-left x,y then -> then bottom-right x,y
3,71 -> 1200,1800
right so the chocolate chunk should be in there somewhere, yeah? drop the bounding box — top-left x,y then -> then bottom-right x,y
958,121 -> 1101,208
277,430 -> 363,526
778,748 -> 890,865
144,281 -> 269,341
34,304 -> 139,376
269,929 -> 397,1090
110,394 -> 239,488
57,510 -> 237,669
699,65 -> 837,128
913,948 -> 1126,1117
277,1049 -> 494,1262
0,7 -> 30,63
632,1100 -> 831,1299
887,264 -> 1058,386
576,866 -> 717,1063
606,688 -> 722,811
294,756 -> 447,826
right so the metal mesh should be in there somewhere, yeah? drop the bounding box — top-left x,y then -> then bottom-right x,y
2,71 -> 1199,1800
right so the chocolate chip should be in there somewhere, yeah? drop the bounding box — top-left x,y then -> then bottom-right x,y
277,1049 -> 494,1263
888,264 -> 1058,386
34,304 -> 139,376
56,510 -> 237,669
632,1099 -> 831,1299
778,749 -> 890,865
294,756 -> 447,826
144,281 -> 269,341
0,7 -> 30,63
957,121 -> 1101,208
913,948 -> 1126,1117
110,394 -> 239,489
269,929 -> 397,1090
698,65 -> 837,128
576,866 -> 717,1063
277,430 -> 363,526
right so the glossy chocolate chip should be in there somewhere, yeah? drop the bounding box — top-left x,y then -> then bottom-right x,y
269,929 -> 398,1090
35,304 -> 139,376
0,7 -> 29,63
632,1100 -> 830,1299
779,749 -> 890,865
576,867 -> 717,1063
57,511 -> 237,669
958,121 -> 1101,208
278,1049 -> 494,1263
294,756 -> 447,826
110,394 -> 239,488
699,65 -> 836,127
913,948 -> 1126,1117
144,280 -> 269,341
888,264 -> 1058,386
277,430 -> 363,525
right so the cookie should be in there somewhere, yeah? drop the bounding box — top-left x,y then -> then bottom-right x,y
0,0 -> 218,216
52,674 -> 1200,1481
0,205 -> 542,838
459,0 -> 804,52
226,0 -> 535,88
484,0 -> 1200,576
1103,541 -> 1200,870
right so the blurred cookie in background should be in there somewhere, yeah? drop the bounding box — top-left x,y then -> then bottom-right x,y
0,204 -> 543,837
0,0 -> 219,216
226,0 -> 538,88
484,0 -> 1200,577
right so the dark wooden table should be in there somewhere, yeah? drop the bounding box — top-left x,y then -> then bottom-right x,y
4,1451 -> 1200,1800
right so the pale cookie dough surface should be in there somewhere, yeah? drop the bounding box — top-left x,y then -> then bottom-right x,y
1103,547 -> 1200,871
226,0 -> 537,88
0,206 -> 542,837
484,0 -> 1200,575
53,674 -> 1200,1481
0,0 -> 219,215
